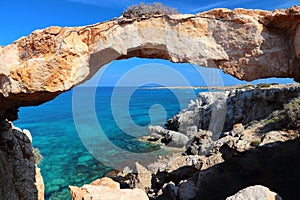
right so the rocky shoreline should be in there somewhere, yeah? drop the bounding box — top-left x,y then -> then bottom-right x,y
0,5 -> 299,200
0,121 -> 44,200
70,83 -> 300,199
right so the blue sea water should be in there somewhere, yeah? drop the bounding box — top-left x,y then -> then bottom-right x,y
15,86 -> 205,199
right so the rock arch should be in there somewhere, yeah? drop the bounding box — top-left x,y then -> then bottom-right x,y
0,6 -> 299,119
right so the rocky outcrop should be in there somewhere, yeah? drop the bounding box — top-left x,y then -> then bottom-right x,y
0,6 -> 299,200
136,84 -> 300,200
0,6 -> 300,120
166,84 -> 300,139
150,125 -> 299,199
69,177 -> 149,200
75,84 -> 300,200
0,121 -> 44,200
226,185 -> 282,200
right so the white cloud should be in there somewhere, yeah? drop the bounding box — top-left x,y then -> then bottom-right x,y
273,0 -> 299,9
191,1 -> 233,12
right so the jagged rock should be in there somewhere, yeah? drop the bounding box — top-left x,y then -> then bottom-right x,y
23,129 -> 33,143
0,122 -> 44,200
165,155 -> 188,173
185,155 -> 203,169
231,123 -> 245,136
161,182 -> 178,200
165,131 -> 189,148
0,6 -> 300,200
167,91 -> 228,139
0,7 -> 299,119
70,177 -> 149,200
186,130 -> 214,156
201,153 -> 224,170
185,125 -> 198,138
167,85 -> 300,138
35,166 -> 45,200
131,162 -> 152,192
178,180 -> 198,200
226,185 -> 282,200
261,130 -> 300,146
89,177 -> 120,189
148,126 -> 168,136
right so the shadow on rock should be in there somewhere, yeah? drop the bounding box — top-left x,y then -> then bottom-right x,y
196,138 -> 300,200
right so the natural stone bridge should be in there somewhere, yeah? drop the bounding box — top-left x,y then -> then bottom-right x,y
0,6 -> 299,120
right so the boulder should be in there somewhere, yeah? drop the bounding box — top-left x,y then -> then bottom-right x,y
231,123 -> 245,136
178,180 -> 198,200
131,162 -> 152,192
186,155 -> 203,169
226,185 -> 282,200
161,182 -> 178,200
186,130 -> 214,156
69,177 -> 149,200
148,126 -> 168,136
261,131 -> 300,146
90,177 -> 120,189
165,131 -> 189,148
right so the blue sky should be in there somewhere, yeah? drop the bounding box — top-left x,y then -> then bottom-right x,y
0,0 -> 299,86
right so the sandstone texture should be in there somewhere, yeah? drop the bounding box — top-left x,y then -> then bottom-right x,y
69,177 -> 149,200
0,121 -> 44,200
0,6 -> 299,120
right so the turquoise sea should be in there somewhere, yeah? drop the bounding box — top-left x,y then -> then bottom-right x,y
15,86 -> 205,199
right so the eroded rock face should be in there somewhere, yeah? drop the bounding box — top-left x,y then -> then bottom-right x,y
0,121 -> 44,200
166,84 -> 300,138
0,6 -> 299,119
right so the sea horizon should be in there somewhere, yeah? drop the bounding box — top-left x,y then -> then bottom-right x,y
15,86 -> 206,199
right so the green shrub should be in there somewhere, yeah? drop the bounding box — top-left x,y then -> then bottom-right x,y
264,116 -> 280,124
262,110 -> 282,125
122,2 -> 179,19
33,148 -> 43,165
256,83 -> 272,88
250,140 -> 261,147
283,97 -> 300,129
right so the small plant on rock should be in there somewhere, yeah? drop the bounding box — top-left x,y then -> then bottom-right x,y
122,2 -> 179,19
33,148 -> 43,165
283,97 -> 300,129
250,140 -> 261,147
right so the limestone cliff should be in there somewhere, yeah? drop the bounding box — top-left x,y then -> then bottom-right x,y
134,84 -> 300,200
0,6 -> 299,200
0,121 -> 44,200
0,6 -> 299,120
166,84 -> 300,139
